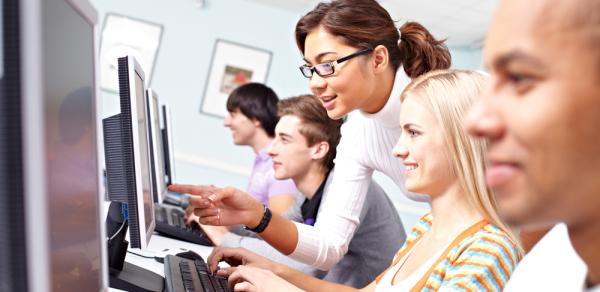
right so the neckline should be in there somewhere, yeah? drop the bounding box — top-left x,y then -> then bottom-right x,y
390,238 -> 446,286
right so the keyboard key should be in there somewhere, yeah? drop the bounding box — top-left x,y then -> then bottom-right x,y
164,254 -> 231,292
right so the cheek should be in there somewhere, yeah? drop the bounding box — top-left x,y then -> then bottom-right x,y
332,75 -> 366,108
501,82 -> 600,194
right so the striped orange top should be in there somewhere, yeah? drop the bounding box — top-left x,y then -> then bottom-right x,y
375,213 -> 522,291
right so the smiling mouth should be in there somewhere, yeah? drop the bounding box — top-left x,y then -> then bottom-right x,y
320,95 -> 337,109
405,165 -> 418,172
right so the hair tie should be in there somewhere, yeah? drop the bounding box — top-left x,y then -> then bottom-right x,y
397,30 -> 402,46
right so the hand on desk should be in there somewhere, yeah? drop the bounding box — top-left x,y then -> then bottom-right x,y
168,184 -> 264,229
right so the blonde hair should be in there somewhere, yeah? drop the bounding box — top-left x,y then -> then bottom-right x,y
400,69 -> 520,246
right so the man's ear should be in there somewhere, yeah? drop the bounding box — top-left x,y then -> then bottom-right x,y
371,44 -> 390,74
252,118 -> 262,128
310,141 -> 330,160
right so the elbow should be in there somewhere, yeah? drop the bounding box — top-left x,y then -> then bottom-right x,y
314,242 -> 348,270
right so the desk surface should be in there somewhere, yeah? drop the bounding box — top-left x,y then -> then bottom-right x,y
125,233 -> 214,277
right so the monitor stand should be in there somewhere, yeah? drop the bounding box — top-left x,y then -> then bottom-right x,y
106,202 -> 164,292
109,262 -> 164,292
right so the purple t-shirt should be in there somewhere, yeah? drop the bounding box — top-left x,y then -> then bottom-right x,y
247,146 -> 297,205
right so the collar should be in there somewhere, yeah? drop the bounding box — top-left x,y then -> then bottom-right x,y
255,143 -> 272,162
301,169 -> 332,226
360,68 -> 410,129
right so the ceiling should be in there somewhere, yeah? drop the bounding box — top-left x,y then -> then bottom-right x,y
244,0 -> 499,47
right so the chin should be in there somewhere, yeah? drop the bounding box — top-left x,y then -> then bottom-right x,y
497,200 -> 542,228
326,107 -> 349,120
273,171 -> 286,180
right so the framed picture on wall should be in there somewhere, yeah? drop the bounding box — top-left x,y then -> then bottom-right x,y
200,39 -> 273,118
99,13 -> 163,92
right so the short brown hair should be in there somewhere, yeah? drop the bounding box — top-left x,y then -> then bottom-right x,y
277,95 -> 343,171
226,83 -> 279,137
295,0 -> 451,78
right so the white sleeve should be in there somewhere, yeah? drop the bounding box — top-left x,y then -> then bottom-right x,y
289,120 -> 373,270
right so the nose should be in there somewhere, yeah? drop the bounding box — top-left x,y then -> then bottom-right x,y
309,73 -> 327,93
392,139 -> 409,160
223,114 -> 232,128
267,138 -> 279,157
464,99 -> 504,141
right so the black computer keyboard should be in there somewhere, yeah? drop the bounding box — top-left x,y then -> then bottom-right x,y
154,203 -> 213,246
164,254 -> 231,292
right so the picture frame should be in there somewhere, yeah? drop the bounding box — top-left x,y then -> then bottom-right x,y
99,13 -> 163,93
200,39 -> 273,118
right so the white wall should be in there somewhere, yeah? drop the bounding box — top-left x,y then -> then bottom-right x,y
91,0 -> 483,229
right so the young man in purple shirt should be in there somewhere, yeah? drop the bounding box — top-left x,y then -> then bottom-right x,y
223,83 -> 297,215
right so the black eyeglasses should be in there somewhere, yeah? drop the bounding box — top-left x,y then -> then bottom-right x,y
299,48 -> 373,78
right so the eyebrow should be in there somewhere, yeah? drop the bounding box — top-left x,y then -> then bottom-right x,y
302,51 -> 338,64
277,132 -> 294,140
402,123 -> 422,131
492,50 -> 546,71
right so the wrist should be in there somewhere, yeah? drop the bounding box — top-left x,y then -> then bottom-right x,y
246,202 -> 264,228
244,205 -> 272,233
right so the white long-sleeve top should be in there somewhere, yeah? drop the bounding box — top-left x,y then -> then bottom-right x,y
289,69 -> 429,269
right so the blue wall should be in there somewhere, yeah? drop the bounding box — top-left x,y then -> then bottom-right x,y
91,0 -> 483,229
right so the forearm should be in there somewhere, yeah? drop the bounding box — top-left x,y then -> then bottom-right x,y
255,214 -> 299,255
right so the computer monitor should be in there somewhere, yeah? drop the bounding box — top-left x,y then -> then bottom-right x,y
104,55 -> 155,250
0,0 -> 107,291
161,104 -> 176,185
146,88 -> 167,203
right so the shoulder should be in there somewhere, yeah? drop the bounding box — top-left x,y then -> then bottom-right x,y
456,224 -> 522,263
391,213 -> 432,259
440,223 -> 523,291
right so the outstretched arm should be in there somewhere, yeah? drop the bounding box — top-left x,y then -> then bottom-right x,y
170,152 -> 373,270
169,185 -> 300,254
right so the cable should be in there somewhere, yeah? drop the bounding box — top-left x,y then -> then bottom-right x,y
107,219 -> 127,242
127,250 -> 156,259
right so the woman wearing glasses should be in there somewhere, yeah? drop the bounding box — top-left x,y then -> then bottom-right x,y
208,70 -> 522,291
173,0 -> 450,271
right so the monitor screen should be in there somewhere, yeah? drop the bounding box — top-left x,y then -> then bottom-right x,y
43,0 -> 103,290
147,89 -> 166,202
133,70 -> 154,243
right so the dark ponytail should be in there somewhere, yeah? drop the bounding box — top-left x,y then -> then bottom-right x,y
398,22 -> 451,78
295,0 -> 451,79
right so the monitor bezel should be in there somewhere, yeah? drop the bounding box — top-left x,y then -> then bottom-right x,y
121,56 -> 155,249
145,88 -> 166,203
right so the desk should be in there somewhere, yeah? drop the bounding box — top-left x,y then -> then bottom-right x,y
109,233 -> 214,291
125,233 -> 214,276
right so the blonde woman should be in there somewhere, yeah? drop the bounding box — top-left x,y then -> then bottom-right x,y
205,70 -> 523,292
